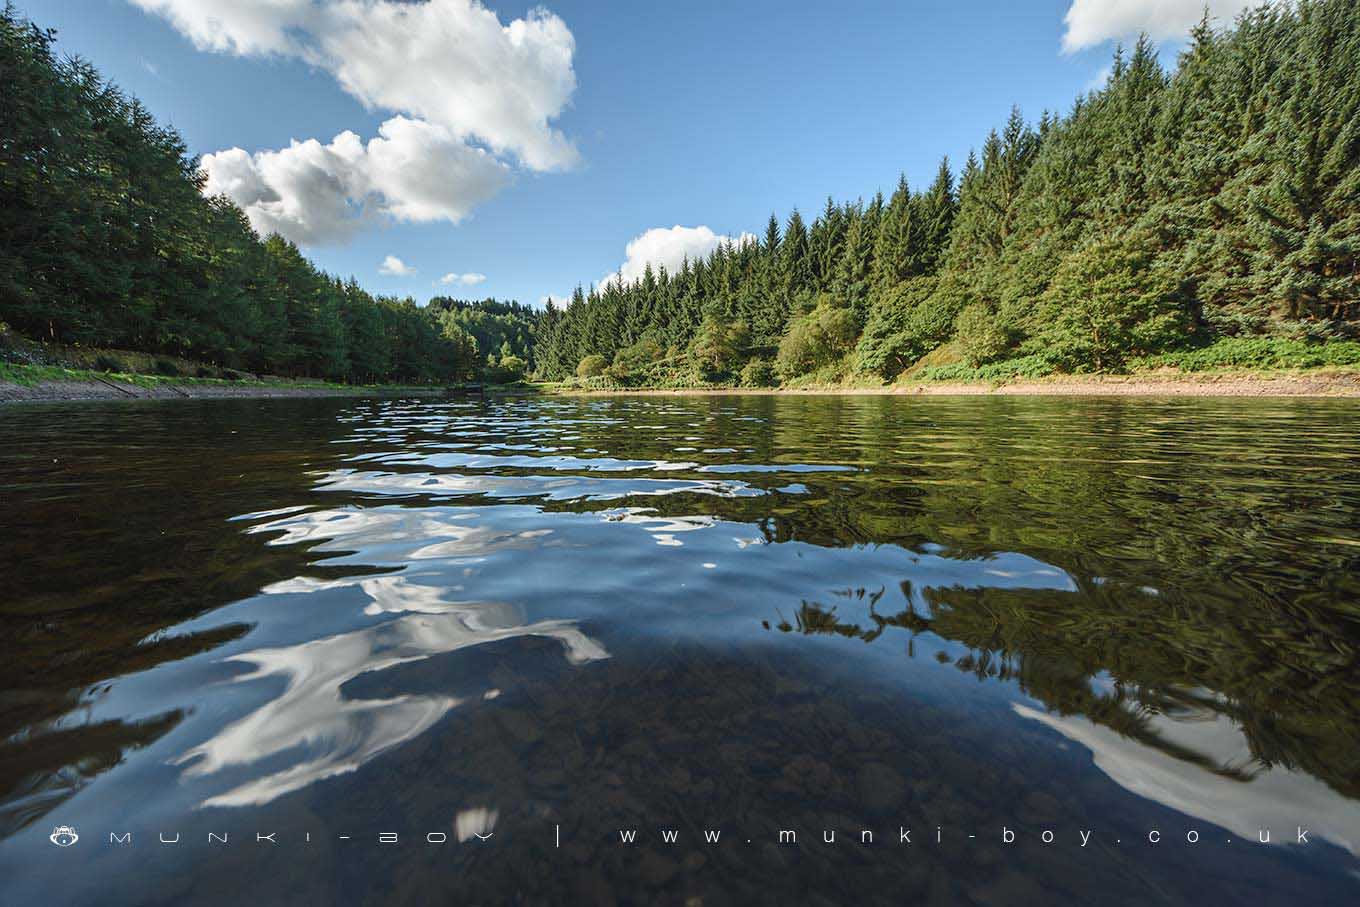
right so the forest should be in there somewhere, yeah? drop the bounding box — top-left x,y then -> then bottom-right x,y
3,2 -> 1359,389
0,5 -> 540,385
426,297 -> 538,382
535,0 -> 1360,386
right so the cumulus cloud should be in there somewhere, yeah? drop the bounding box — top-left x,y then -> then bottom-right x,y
440,272 -> 487,286
379,255 -> 416,276
130,0 -> 306,55
138,0 -> 579,246
132,0 -> 579,170
1061,0 -> 1260,52
319,2 -> 578,172
200,116 -> 510,245
599,225 -> 757,289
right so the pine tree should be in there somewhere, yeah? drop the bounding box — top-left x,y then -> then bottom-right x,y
1244,0 -> 1360,325
872,175 -> 914,286
919,158 -> 957,273
780,208 -> 811,303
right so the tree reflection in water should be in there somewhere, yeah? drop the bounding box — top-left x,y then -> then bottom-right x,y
1,395 -> 1358,905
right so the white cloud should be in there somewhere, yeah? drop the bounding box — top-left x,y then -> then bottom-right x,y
200,116 -> 510,245
1085,63 -> 1113,92
599,225 -> 757,289
379,255 -> 416,276
132,0 -> 579,171
440,272 -> 487,286
130,0 -> 308,55
1061,0 -> 1262,52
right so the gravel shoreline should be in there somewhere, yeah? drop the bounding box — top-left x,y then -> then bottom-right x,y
557,371 -> 1360,398
904,372 -> 1360,397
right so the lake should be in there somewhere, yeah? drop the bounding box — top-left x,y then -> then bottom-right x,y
1,394 -> 1357,905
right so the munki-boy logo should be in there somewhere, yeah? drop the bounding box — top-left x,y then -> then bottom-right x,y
49,825 -> 79,847
36,823 -> 1318,850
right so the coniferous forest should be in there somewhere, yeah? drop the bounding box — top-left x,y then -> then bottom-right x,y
535,0 -> 1360,386
2,2 -> 1359,389
0,5 -> 538,385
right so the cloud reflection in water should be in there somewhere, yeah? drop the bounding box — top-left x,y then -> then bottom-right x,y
177,578 -> 607,808
1014,704 -> 1360,856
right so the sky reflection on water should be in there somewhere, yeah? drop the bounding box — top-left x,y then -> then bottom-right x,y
0,394 -> 1358,905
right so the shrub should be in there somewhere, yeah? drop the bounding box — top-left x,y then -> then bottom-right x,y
484,353 -> 527,384
740,358 -> 776,387
574,374 -> 623,390
611,338 -> 664,381
780,354 -> 857,388
154,357 -> 180,377
953,304 -> 1012,367
576,354 -> 608,378
689,317 -> 749,380
221,368 -> 244,381
195,366 -> 215,378
94,353 -> 125,373
498,355 -> 526,380
1127,337 -> 1360,372
919,354 -> 1057,382
775,303 -> 857,379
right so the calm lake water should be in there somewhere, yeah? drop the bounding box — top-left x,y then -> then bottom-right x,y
1,394 -> 1358,905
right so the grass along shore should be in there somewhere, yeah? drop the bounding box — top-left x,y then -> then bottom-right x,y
0,362 -> 474,404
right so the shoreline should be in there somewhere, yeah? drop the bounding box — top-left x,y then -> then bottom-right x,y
0,377 -> 459,404
547,370 -> 1360,398
6,370 -> 1359,404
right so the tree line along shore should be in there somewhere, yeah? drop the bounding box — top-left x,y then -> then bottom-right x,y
3,2 -> 1360,398
1,6 -> 536,389
534,1 -> 1360,390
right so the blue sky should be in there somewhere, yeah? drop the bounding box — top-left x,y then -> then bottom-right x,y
29,1 -> 1249,306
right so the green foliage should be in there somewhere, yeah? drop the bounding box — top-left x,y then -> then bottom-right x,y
609,338 -> 664,383
576,354 -> 609,378
528,0 -> 1360,386
10,3 -> 1360,388
689,316 -> 748,380
780,353 -> 859,388
775,303 -> 858,379
482,347 -> 527,384
1128,337 -> 1360,371
435,321 -> 478,380
427,298 -> 538,368
854,277 -> 956,377
1033,230 -> 1191,371
918,354 -> 1057,382
94,354 -> 125,373
498,355 -> 527,379
0,6 -> 475,385
954,304 -> 1011,367
740,358 -> 776,387
153,357 -> 180,377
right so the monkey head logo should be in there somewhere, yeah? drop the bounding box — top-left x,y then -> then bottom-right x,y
49,825 -> 79,847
